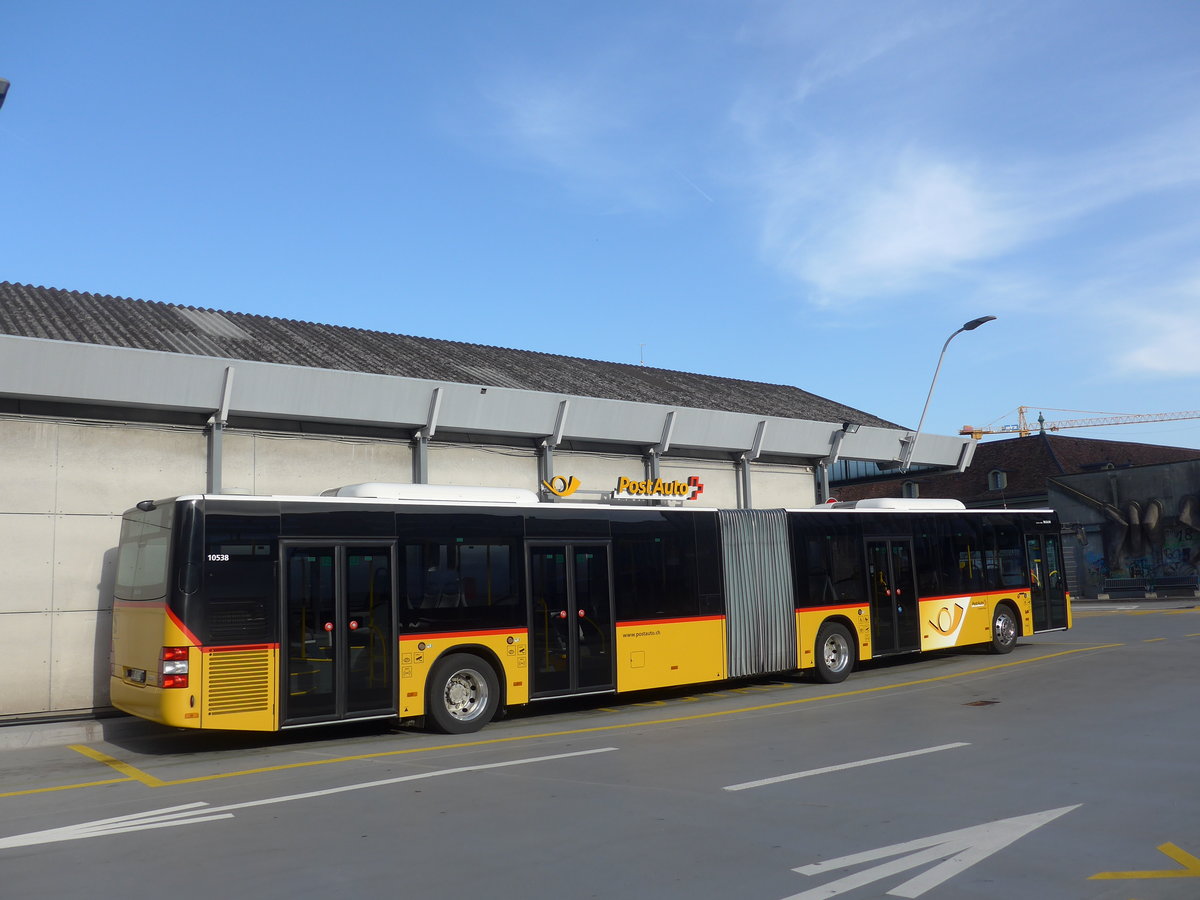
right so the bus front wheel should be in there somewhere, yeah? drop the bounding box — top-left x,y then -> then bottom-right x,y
814,622 -> 855,683
427,653 -> 500,734
989,605 -> 1019,654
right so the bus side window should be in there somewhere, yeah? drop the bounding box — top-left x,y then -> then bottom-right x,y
612,512 -> 701,620
399,539 -> 520,631
994,520 -> 1026,587
795,526 -> 864,608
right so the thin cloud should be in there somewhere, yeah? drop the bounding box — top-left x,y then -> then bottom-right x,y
760,151 -> 1026,300
478,49 -> 717,213
786,10 -> 969,105
1109,272 -> 1200,377
485,73 -> 630,182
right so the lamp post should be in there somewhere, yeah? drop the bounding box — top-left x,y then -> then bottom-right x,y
0,79 -> 10,111
898,315 -> 996,472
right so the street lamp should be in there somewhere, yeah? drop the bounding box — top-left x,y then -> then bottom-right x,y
0,79 -> 10,111
898,315 -> 996,472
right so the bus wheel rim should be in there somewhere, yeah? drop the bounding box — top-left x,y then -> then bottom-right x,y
823,634 -> 849,671
445,669 -> 488,721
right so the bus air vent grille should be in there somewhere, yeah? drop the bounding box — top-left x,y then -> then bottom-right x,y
206,650 -> 272,715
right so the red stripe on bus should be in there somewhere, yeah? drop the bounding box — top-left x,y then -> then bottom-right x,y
165,606 -> 203,647
919,590 -> 1023,603
401,627 -> 520,641
616,615 -> 726,627
796,603 -> 865,614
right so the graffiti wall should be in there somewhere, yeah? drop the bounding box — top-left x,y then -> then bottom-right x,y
1047,459 -> 1200,596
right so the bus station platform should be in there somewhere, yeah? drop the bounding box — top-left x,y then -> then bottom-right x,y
0,713 -> 168,753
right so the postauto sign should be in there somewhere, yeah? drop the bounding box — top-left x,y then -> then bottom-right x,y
541,474 -> 705,501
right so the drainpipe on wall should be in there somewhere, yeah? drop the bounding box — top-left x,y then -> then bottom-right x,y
205,366 -> 235,494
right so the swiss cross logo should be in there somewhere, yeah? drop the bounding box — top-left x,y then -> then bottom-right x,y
687,476 -> 704,501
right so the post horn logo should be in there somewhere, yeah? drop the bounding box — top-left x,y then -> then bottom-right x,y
930,603 -> 965,636
542,475 -> 581,498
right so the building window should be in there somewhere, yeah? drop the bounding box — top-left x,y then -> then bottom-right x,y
902,481 -> 919,498
988,470 -> 1008,491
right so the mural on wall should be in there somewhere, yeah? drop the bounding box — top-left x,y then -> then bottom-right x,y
1091,494 -> 1200,580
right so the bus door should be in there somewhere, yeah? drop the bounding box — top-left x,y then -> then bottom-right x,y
281,543 -> 397,725
1026,533 -> 1068,631
865,538 -> 920,654
527,543 -> 615,698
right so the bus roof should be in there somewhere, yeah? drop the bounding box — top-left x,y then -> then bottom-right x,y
824,498 -> 966,511
319,482 -> 541,504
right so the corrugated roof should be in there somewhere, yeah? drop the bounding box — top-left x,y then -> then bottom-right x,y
0,281 -> 899,427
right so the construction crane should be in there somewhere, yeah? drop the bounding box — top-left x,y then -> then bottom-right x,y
960,406 -> 1200,439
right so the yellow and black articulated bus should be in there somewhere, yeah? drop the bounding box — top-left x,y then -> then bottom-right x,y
110,485 -> 1070,735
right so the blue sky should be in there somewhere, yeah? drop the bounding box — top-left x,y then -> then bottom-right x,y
4,1 -> 1200,448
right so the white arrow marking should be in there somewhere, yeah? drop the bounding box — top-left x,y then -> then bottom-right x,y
784,805 -> 1081,899
724,743 -> 970,791
0,746 -> 618,851
0,803 -> 235,849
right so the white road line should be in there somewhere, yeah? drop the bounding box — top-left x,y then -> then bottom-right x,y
723,742 -> 970,792
0,747 -> 618,850
205,745 -> 620,812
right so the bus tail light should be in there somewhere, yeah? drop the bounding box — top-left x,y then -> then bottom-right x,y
160,647 -> 190,689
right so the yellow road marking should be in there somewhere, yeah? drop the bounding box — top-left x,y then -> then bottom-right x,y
67,745 -> 167,787
0,777 -> 131,799
21,643 -> 1120,796
1090,842 -> 1200,880
1143,638 -> 1168,643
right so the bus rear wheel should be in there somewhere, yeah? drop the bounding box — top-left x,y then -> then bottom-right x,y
814,622 -> 855,683
427,653 -> 500,734
989,605 -> 1019,654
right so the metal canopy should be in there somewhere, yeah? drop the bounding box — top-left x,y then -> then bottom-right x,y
0,333 -> 972,467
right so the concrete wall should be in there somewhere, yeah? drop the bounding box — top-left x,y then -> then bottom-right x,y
1,417 -> 206,716
751,461 -> 816,509
225,432 -> 412,496
429,442 -> 538,489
